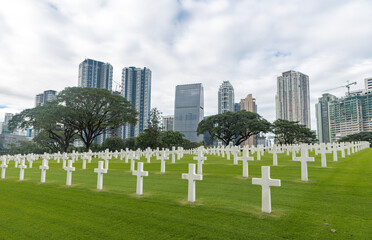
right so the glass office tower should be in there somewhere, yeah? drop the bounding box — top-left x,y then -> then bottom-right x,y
174,83 -> 204,143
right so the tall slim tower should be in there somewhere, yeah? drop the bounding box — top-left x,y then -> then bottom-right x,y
78,58 -> 113,90
174,83 -> 204,142
240,94 -> 257,146
121,67 -> 151,138
315,93 -> 337,143
218,81 -> 234,114
276,70 -> 311,128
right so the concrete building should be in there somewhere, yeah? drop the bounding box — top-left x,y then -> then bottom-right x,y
365,77 -> 372,91
328,92 -> 372,142
162,115 -> 174,131
315,93 -> 338,143
240,94 -> 257,146
174,83 -> 204,143
234,103 -> 241,112
218,81 -> 234,114
35,90 -> 57,107
121,67 -> 151,138
276,70 -> 311,128
78,58 -> 113,90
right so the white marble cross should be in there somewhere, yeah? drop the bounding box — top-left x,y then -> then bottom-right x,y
18,160 -> 27,181
237,149 -> 254,178
63,160 -> 76,186
193,151 -> 207,174
293,148 -> 315,181
316,146 -> 330,168
1,159 -> 8,179
332,145 -> 338,162
132,162 -> 149,195
182,164 -> 203,202
130,152 -> 137,172
39,159 -> 49,183
157,152 -> 168,173
252,166 -> 281,213
94,161 -> 107,190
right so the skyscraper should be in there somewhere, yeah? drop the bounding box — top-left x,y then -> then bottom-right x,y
218,81 -> 234,114
328,92 -> 372,142
121,67 -> 151,138
240,94 -> 258,146
35,90 -> 57,107
78,58 -> 113,90
162,115 -> 174,131
174,83 -> 204,143
276,70 -> 311,128
315,93 -> 338,143
365,77 -> 372,92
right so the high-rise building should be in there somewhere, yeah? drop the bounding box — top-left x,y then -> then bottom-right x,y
78,58 -> 113,144
240,94 -> 257,146
234,103 -> 241,112
121,67 -> 151,138
328,92 -> 372,142
35,94 -> 44,107
162,115 -> 174,131
365,77 -> 372,91
35,90 -> 57,107
218,81 -> 234,114
315,93 -> 338,143
78,58 -> 113,90
276,70 -> 311,128
240,94 -> 257,113
174,83 -> 204,143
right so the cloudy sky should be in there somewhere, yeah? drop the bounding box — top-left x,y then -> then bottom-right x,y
1,0 -> 372,130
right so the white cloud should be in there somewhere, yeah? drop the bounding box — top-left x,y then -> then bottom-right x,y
1,0 -> 372,131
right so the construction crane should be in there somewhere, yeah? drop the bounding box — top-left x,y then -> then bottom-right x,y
323,81 -> 357,96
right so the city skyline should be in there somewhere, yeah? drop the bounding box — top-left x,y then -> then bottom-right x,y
1,0 -> 372,130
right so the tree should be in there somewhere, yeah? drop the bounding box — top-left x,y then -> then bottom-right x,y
58,87 -> 137,151
161,130 -> 185,149
135,108 -> 162,149
272,119 -> 317,144
339,132 -> 372,147
8,102 -> 77,153
197,111 -> 271,146
102,136 -> 126,151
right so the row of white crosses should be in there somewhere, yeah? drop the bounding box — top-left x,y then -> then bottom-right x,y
1,142 -> 368,213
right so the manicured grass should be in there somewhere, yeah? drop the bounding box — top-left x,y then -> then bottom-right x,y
0,149 -> 371,239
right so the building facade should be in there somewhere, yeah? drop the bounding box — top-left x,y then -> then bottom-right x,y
315,93 -> 337,143
240,94 -> 257,146
276,70 -> 311,128
328,92 -> 372,142
174,83 -> 204,143
218,81 -> 234,114
78,58 -> 113,90
365,77 -> 372,91
162,115 -> 174,131
121,67 -> 151,138
234,103 -> 241,112
35,90 -> 57,107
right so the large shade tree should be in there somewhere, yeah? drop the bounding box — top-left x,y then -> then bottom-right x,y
8,102 -> 77,153
58,87 -> 137,151
197,110 -> 271,146
272,119 -> 317,144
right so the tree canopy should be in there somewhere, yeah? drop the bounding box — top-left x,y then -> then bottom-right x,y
58,87 -> 137,151
272,119 -> 317,144
9,87 -> 138,152
197,110 -> 271,146
339,132 -> 372,147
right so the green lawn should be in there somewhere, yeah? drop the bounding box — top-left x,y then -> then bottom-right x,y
0,149 -> 371,239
